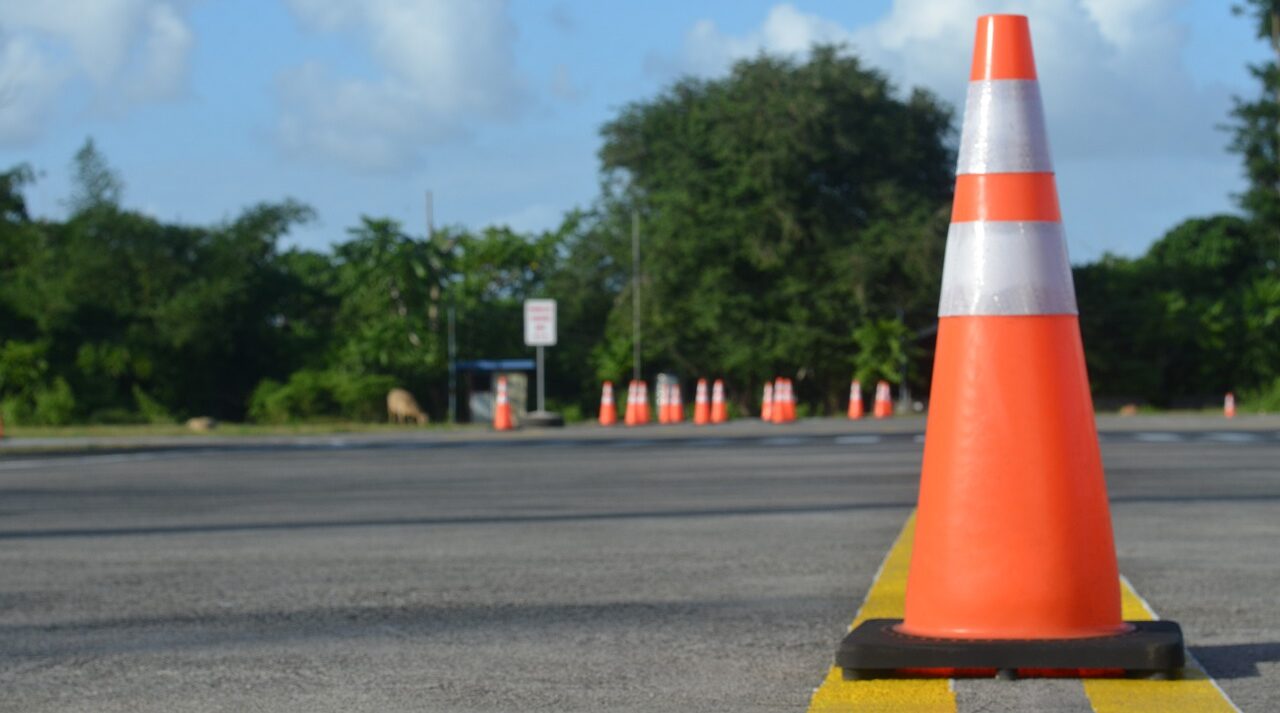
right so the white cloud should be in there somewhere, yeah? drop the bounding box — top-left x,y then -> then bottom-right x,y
0,33 -> 66,143
665,1 -> 1228,162
0,1 -> 194,143
655,4 -> 854,77
277,0 -> 527,172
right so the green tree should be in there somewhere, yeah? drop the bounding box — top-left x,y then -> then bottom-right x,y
852,318 -> 911,386
1076,215 -> 1280,404
1232,1 -> 1280,263
67,138 -> 124,214
596,46 -> 953,411
328,218 -> 451,413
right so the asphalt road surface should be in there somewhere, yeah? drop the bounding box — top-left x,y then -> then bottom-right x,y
1,419 -> 1276,711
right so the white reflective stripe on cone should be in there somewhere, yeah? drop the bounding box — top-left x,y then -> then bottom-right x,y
938,221 -> 1077,317
956,80 -> 1052,175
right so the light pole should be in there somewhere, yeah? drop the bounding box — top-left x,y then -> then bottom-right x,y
632,210 -> 641,381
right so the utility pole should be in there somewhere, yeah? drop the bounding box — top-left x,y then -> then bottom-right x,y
447,306 -> 456,424
632,210 -> 642,381
897,307 -> 911,412
425,190 -> 434,240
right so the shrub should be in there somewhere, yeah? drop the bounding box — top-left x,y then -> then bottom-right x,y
248,370 -> 398,423
132,385 -> 175,424
1241,377 -> 1280,413
32,378 -> 76,426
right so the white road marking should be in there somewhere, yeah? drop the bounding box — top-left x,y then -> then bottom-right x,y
834,435 -> 883,445
1202,433 -> 1258,443
1134,432 -> 1183,443
760,437 -> 809,446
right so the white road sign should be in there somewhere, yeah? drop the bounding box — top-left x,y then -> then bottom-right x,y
523,299 -> 557,346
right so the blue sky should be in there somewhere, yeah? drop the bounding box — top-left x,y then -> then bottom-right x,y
0,0 -> 1269,262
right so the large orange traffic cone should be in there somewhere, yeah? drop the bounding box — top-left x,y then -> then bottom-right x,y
872,380 -> 893,419
1224,392 -> 1236,419
599,381 -> 617,426
837,14 -> 1182,677
761,382 -> 774,422
693,379 -> 710,425
710,379 -> 728,424
847,379 -> 864,420
493,375 -> 514,431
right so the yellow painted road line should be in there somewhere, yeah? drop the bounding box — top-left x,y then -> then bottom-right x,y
806,514 -> 1241,712
1082,576 -> 1241,713
805,514 -> 956,712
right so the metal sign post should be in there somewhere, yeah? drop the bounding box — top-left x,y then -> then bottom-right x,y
523,299 -> 557,418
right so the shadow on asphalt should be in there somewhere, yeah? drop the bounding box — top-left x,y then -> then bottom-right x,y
2,594 -> 834,658
3,492 -> 1280,541
1193,642 -> 1280,679
0,500 -> 917,540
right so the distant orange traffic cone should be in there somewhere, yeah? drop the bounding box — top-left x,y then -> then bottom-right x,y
771,378 -> 786,424
761,382 -> 774,422
847,379 -> 864,420
637,381 -> 651,424
599,381 -> 617,426
493,375 -> 514,431
872,380 -> 892,419
785,378 -> 797,421
838,14 -> 1182,678
670,382 -> 684,423
710,379 -> 728,424
657,380 -> 670,424
693,379 -> 710,425
1224,392 -> 1236,419
624,381 -> 638,426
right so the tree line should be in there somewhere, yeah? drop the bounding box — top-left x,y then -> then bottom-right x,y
1,4 -> 1277,425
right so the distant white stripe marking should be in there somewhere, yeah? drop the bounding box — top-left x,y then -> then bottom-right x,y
835,435 -> 882,445
760,437 -> 807,446
686,438 -> 730,447
1133,433 -> 1183,443
0,452 -> 173,471
1203,432 -> 1257,443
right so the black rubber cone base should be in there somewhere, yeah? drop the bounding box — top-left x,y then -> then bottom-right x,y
837,619 -> 1184,680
